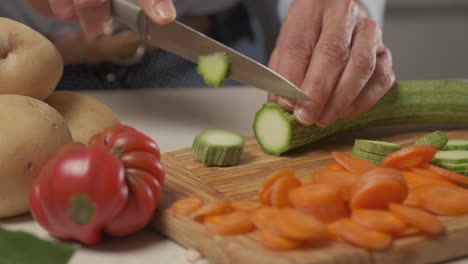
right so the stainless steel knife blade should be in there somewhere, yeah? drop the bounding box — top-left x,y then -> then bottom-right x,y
111,0 -> 309,100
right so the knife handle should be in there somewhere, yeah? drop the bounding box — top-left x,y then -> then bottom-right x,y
111,0 -> 147,39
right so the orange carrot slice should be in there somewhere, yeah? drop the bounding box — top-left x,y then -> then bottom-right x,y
326,218 -> 392,250
412,184 -> 468,216
410,167 -> 448,181
251,206 -> 281,229
389,203 -> 443,236
289,184 -> 348,223
402,171 -> 453,189
169,197 -> 204,216
325,162 -> 346,171
350,168 -> 408,209
204,211 -> 254,235
402,191 -> 422,208
192,200 -> 232,221
259,169 -> 296,204
394,226 -> 424,238
231,200 -> 263,212
351,209 -> 406,234
310,169 -> 359,200
300,176 -> 315,185
270,174 -> 301,207
331,152 -> 379,174
381,145 -> 436,170
258,228 -> 303,250
422,164 -> 468,187
269,208 -> 325,241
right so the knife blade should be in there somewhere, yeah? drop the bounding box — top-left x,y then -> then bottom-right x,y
111,0 -> 309,101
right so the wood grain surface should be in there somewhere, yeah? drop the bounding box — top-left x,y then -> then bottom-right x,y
151,124 -> 468,264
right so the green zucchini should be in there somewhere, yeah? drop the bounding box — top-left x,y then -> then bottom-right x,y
197,52 -> 231,87
442,140 -> 468,150
414,130 -> 448,149
253,80 -> 468,156
350,148 -> 384,164
353,139 -> 402,156
432,150 -> 468,164
192,129 -> 245,166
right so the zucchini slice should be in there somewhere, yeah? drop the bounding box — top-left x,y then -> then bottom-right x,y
442,140 -> 468,150
192,129 -> 245,166
197,52 -> 231,87
414,130 -> 448,149
353,139 -> 402,156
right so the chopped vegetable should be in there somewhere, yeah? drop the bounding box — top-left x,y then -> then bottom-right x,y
197,52 -> 231,87
324,162 -> 346,170
422,163 -> 468,186
442,139 -> 468,150
331,152 -> 379,174
269,208 -> 325,241
350,148 -> 385,164
415,130 -> 448,149
191,200 -> 232,221
231,200 -> 263,212
353,139 -> 402,155
269,174 -> 301,207
412,184 -> 468,216
170,197 -> 204,216
259,228 -> 303,250
388,203 -> 443,236
204,211 -> 254,235
381,145 -> 437,169
351,209 -> 406,234
251,206 -> 281,229
258,169 -> 296,204
401,171 -> 452,188
309,169 -> 359,200
192,129 -> 245,166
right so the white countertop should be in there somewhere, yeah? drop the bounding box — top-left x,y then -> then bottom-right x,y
2,85 -> 468,264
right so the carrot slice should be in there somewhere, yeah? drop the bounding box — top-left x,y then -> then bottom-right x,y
351,209 -> 406,234
270,174 -> 301,207
402,171 -> 453,189
326,218 -> 392,250
192,200 -> 232,221
269,208 -> 325,241
310,169 -> 359,200
422,164 -> 468,187
381,145 -> 436,170
300,177 -> 315,185
402,191 -> 422,208
231,200 -> 263,212
289,184 -> 348,223
394,226 -> 424,238
325,162 -> 346,171
251,206 -> 281,229
169,197 -> 204,216
331,152 -> 379,174
412,184 -> 468,216
258,228 -> 303,250
410,167 -> 448,181
389,203 -> 443,236
204,211 -> 254,235
350,168 -> 408,209
259,169 -> 295,204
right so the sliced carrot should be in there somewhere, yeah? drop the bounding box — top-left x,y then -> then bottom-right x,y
231,200 -> 263,212
258,228 -> 303,250
300,176 -> 315,185
402,171 -> 453,189
204,211 -> 254,235
412,184 -> 468,216
394,226 -> 424,238
331,152 -> 379,174
410,167 -> 449,182
270,174 -> 301,207
402,191 -> 422,208
422,164 -> 468,187
381,145 -> 436,170
169,197 -> 204,216
191,200 -> 232,221
325,162 -> 346,171
310,169 -> 359,200
251,206 -> 281,229
269,208 -> 325,241
289,184 -> 348,223
350,168 -> 408,209
326,218 -> 392,250
258,169 -> 295,204
389,203 -> 443,236
351,209 -> 406,234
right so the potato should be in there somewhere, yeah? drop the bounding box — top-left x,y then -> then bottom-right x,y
45,91 -> 120,144
0,18 -> 63,100
0,95 -> 71,218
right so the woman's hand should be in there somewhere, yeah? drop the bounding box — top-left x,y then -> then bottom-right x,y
24,0 -> 176,36
268,0 -> 395,127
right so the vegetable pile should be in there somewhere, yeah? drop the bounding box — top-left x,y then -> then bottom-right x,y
170,139 -> 468,251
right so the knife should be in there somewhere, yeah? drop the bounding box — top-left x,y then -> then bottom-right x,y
110,0 -> 309,101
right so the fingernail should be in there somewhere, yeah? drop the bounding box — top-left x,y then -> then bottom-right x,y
277,97 -> 295,111
267,93 -> 276,102
294,102 -> 317,126
154,0 -> 176,20
316,109 -> 335,128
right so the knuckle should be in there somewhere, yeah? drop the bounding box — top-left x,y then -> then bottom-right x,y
352,51 -> 376,78
74,0 -> 108,10
283,38 -> 312,61
318,40 -> 350,65
380,71 -> 396,88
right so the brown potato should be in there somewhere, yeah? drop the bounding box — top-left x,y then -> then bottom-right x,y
45,91 -> 120,144
0,18 -> 63,100
0,95 -> 72,218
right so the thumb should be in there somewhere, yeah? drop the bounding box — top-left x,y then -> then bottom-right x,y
138,0 -> 176,24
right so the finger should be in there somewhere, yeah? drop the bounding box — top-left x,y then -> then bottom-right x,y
24,0 -> 55,17
341,47 -> 395,119
274,0 -> 322,111
48,0 -> 78,21
316,18 -> 383,127
74,0 -> 112,36
267,49 -> 279,102
138,0 -> 176,25
293,0 -> 359,126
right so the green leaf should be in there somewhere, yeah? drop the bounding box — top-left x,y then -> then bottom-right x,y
0,226 -> 78,264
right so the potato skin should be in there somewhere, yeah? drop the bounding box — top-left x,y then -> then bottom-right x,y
0,95 -> 72,218
0,18 -> 63,100
45,91 -> 121,144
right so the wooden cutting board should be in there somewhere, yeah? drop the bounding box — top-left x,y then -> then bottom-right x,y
151,125 -> 468,264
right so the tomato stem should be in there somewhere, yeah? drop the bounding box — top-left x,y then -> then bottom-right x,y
68,194 -> 95,225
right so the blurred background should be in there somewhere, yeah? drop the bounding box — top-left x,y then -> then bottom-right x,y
383,0 -> 468,80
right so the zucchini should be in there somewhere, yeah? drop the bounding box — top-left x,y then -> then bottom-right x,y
350,148 -> 384,164
431,162 -> 468,175
414,130 -> 448,149
442,140 -> 468,150
432,150 -> 468,164
197,52 -> 231,87
353,139 -> 402,156
253,80 -> 468,156
192,129 -> 245,166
